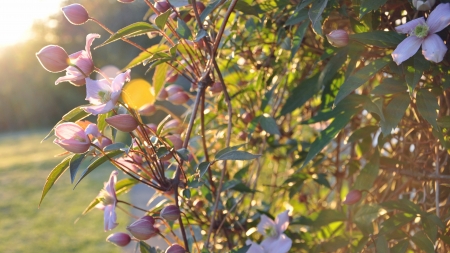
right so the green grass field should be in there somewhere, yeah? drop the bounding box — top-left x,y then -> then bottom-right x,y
0,130 -> 128,253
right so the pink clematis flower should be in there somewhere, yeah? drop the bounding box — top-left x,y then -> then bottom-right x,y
82,70 -> 131,115
55,33 -> 100,86
248,210 -> 292,253
392,3 -> 450,65
96,171 -> 119,231
54,122 -> 93,153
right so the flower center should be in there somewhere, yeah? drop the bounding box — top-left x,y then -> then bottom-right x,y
413,24 -> 429,38
265,226 -> 277,237
98,90 -> 112,103
98,189 -> 115,205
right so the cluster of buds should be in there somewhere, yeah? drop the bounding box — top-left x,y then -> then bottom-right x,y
158,84 -> 190,105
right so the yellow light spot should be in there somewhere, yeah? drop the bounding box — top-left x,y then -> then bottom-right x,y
121,79 -> 155,109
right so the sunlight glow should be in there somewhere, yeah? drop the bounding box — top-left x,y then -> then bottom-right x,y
0,0 -> 63,47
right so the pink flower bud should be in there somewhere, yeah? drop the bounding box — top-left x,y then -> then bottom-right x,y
36,45 -> 69,73
147,123 -> 158,133
140,215 -> 156,225
157,88 -> 169,101
168,92 -> 189,105
326,30 -> 349,48
165,244 -> 185,253
195,2 -> 206,14
127,217 -> 159,240
343,190 -> 362,205
139,103 -> 157,116
166,72 -> 178,83
149,14 -> 158,24
209,82 -> 223,94
413,0 -> 435,11
166,85 -> 185,96
166,135 -> 183,150
106,114 -> 139,132
241,112 -> 254,124
154,1 -> 171,13
160,205 -> 181,221
61,4 -> 90,25
163,119 -> 183,134
118,0 -> 135,3
106,233 -> 131,247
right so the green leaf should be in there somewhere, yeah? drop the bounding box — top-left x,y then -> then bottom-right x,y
300,111 -> 354,169
319,49 -> 348,87
354,204 -> 381,235
103,142 -> 128,152
216,150 -> 260,161
230,182 -> 256,193
380,199 -> 425,215
176,148 -> 190,161
74,150 -> 124,188
360,0 -> 387,18
200,0 -> 221,22
354,151 -> 379,191
280,74 -> 321,115
380,212 -> 415,235
215,144 -> 247,159
372,78 -> 408,96
380,92 -> 410,136
153,62 -> 169,100
229,245 -> 251,253
285,8 -> 308,26
422,216 -> 438,242
39,156 -> 73,206
349,31 -> 406,48
375,235 -> 389,253
310,209 -> 346,228
411,231 -> 435,253
195,29 -> 207,42
308,0 -> 328,36
416,89 -> 439,129
139,241 -> 158,253
313,173 -> 331,188
155,10 -> 171,30
437,115 -> 450,128
259,114 -> 280,135
123,44 -> 169,70
97,111 -> 113,133
177,19 -> 192,39
335,57 -> 390,105
99,22 -> 159,48
290,20 -> 310,60
403,52 -> 430,92
348,125 -> 379,142
197,161 -> 210,178
69,153 -> 86,184
391,240 -> 409,253
234,1 -> 260,16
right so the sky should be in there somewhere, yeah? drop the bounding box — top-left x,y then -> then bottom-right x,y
0,0 -> 64,47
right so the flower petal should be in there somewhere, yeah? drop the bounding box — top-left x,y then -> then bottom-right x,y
54,122 -> 86,140
85,78 -> 112,104
85,123 -> 101,137
261,234 -> 292,253
82,102 -> 113,115
245,240 -> 265,253
106,171 -> 118,201
395,17 -> 426,34
422,34 -> 447,63
85,33 -> 100,58
426,3 -> 450,33
54,139 -> 90,153
391,36 -> 423,65
104,205 -> 118,231
111,69 -> 131,92
275,210 -> 290,234
55,73 -> 81,85
257,215 -> 277,237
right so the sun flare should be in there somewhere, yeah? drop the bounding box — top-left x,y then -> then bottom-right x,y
0,0 -> 63,47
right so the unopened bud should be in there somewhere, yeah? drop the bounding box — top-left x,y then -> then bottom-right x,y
139,103 -> 157,116
412,0 -> 435,11
165,244 -> 186,253
106,114 -> 139,132
166,135 -> 183,150
140,215 -> 156,225
118,0 -> 135,3
163,119 -> 183,134
127,218 -> 159,240
209,82 -> 223,94
241,112 -> 254,124
157,88 -> 169,101
160,205 -> 181,221
167,92 -> 189,105
343,190 -> 362,205
166,84 -> 185,96
62,4 -> 90,25
193,199 -> 204,210
326,30 -> 349,48
166,72 -> 178,83
106,233 -> 131,247
195,2 -> 206,14
154,1 -> 171,13
36,45 -> 69,73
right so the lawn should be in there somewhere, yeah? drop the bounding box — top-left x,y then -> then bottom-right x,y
0,130 -> 127,253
